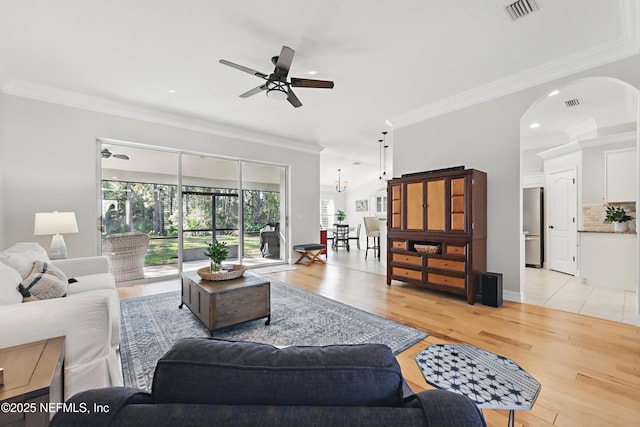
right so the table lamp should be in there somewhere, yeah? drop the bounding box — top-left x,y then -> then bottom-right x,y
34,211 -> 79,259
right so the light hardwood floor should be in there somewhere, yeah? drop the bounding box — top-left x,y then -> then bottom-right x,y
119,262 -> 640,427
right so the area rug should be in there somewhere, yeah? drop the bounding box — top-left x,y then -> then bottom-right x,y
120,278 -> 428,390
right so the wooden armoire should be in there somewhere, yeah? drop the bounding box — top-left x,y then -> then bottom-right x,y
386,167 -> 487,304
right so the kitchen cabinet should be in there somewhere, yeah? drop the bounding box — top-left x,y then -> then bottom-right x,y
387,168 -> 487,304
605,148 -> 637,202
578,231 -> 637,291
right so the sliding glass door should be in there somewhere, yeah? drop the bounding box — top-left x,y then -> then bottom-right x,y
241,162 -> 286,265
181,155 -> 240,272
99,141 -> 287,280
100,143 -> 180,279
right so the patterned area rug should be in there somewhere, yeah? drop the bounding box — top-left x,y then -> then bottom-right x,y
120,277 -> 428,390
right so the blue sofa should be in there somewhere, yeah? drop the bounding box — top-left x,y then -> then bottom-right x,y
50,338 -> 486,427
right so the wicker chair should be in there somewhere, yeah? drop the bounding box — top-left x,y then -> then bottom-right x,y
102,232 -> 149,282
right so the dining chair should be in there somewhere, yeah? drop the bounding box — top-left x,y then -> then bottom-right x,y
348,223 -> 361,250
333,223 -> 350,251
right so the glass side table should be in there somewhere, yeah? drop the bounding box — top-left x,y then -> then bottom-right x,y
416,344 -> 541,427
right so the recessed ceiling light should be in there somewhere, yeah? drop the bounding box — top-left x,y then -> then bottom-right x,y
168,89 -> 176,94
307,71 -> 318,75
548,90 -> 559,96
529,123 -> 540,129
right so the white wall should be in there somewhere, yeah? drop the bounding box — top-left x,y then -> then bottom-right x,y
343,181 -> 386,227
1,95 -> 320,260
393,54 -> 640,302
521,147 -> 545,174
394,94 -> 524,300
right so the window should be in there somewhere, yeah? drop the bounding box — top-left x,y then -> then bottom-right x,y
320,199 -> 335,228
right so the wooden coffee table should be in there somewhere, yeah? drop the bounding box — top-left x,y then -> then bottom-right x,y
180,271 -> 271,335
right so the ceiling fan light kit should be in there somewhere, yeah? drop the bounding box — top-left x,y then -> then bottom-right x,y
220,45 -> 334,108
266,81 -> 289,101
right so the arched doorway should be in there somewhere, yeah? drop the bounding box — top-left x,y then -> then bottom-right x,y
520,77 -> 639,324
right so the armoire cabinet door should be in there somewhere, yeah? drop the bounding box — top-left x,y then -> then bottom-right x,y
406,182 -> 424,230
426,179 -> 445,231
390,184 -> 402,229
450,177 -> 466,231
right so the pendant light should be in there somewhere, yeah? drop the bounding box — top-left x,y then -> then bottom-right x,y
335,168 -> 348,192
381,131 -> 389,182
378,139 -> 384,181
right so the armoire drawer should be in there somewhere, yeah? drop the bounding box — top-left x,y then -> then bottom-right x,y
445,244 -> 466,256
391,240 -> 407,250
427,273 -> 465,289
427,258 -> 465,272
392,267 -> 422,281
392,253 -> 422,266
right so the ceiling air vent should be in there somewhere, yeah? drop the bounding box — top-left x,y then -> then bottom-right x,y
505,0 -> 539,21
564,98 -> 581,108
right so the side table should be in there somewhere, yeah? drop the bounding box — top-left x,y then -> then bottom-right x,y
415,344 -> 540,427
0,336 -> 65,427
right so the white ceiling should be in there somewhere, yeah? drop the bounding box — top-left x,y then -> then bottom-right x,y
521,77 -> 638,149
0,0 -> 638,188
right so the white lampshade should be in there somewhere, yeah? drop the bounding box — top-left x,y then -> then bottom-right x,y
34,211 -> 79,235
34,211 -> 79,260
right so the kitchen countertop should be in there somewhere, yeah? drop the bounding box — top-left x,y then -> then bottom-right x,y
578,229 -> 636,234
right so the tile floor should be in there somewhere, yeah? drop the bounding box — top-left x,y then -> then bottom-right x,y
325,243 -> 637,325
523,267 -> 637,325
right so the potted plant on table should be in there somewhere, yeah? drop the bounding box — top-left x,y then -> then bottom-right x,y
604,206 -> 633,232
336,210 -> 346,224
204,240 -> 228,272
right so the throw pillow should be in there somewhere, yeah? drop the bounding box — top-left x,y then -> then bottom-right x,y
19,261 -> 68,302
0,242 -> 49,279
0,261 -> 23,305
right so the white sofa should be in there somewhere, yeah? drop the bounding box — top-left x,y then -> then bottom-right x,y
0,242 -> 123,400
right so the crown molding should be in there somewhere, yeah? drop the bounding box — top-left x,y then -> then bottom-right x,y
536,131 -> 637,160
2,79 -> 323,155
392,0 -> 640,128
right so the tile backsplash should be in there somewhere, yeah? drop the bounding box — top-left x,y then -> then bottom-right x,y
582,203 -> 636,232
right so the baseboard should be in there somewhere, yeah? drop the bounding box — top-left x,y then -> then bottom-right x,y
503,290 -> 523,303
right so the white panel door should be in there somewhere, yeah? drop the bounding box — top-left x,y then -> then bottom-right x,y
547,168 -> 577,275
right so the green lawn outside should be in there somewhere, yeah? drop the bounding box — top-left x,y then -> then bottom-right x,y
145,235 -> 262,265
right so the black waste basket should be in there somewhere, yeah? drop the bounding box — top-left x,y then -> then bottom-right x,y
479,272 -> 503,307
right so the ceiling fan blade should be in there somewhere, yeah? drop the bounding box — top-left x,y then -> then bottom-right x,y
219,59 -> 268,79
274,46 -> 295,77
240,84 -> 267,98
290,77 -> 334,89
287,89 -> 302,108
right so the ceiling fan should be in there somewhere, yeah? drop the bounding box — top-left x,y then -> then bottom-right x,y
101,148 -> 129,160
219,45 -> 334,108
